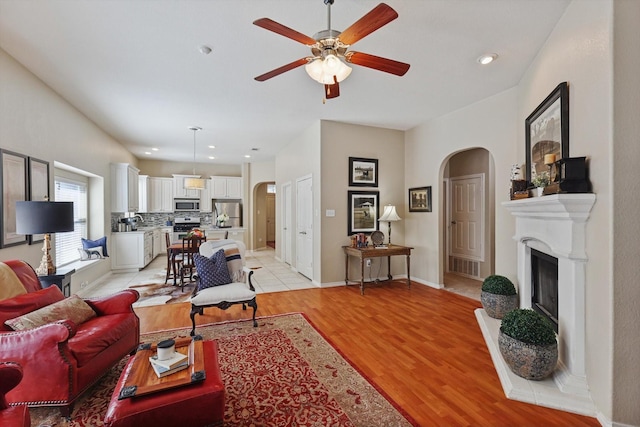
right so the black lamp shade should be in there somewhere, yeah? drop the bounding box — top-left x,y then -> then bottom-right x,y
15,201 -> 74,234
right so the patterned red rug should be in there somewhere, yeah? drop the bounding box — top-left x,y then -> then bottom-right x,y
29,313 -> 416,426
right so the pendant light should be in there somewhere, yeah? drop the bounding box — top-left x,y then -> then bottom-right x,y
184,126 -> 205,190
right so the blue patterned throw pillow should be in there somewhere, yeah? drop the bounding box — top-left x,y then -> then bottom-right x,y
82,236 -> 109,257
194,250 -> 232,290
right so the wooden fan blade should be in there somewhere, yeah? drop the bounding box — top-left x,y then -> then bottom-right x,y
253,18 -> 317,45
345,51 -> 410,76
254,58 -> 310,81
324,77 -> 340,99
338,3 -> 398,46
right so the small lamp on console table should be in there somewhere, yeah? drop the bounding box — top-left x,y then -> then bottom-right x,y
16,201 -> 74,275
378,205 -> 401,245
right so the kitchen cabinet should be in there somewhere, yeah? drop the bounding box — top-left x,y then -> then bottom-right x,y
173,174 -> 202,199
111,231 -> 152,271
111,163 -> 140,212
149,177 -> 174,212
152,228 -> 162,259
211,176 -> 242,199
200,178 -> 212,212
226,229 -> 245,245
138,175 -> 149,213
160,227 -> 172,252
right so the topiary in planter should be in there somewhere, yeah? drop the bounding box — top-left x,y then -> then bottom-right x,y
480,275 -> 518,319
498,309 -> 558,380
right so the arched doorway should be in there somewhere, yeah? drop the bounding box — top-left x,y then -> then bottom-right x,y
252,181 -> 276,250
442,148 -> 495,299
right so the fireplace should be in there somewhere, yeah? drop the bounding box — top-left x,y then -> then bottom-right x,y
476,194 -> 597,415
531,248 -> 558,332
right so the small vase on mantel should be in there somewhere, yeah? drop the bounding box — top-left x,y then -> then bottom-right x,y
536,187 -> 544,197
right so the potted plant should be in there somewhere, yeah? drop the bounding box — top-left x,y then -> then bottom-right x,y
480,275 -> 518,319
531,171 -> 550,197
498,309 -> 558,380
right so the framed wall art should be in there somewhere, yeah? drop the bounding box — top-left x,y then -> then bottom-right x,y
408,186 -> 432,212
27,156 -> 50,244
347,190 -> 379,235
525,82 -> 569,183
0,149 -> 28,248
348,157 -> 378,187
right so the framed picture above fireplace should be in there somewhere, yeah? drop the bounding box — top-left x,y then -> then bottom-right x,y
525,82 -> 569,184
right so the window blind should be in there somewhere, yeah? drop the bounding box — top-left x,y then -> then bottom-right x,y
54,178 -> 88,266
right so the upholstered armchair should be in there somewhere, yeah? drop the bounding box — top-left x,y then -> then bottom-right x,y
189,239 -> 258,336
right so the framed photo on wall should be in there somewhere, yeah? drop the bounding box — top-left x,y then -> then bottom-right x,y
525,82 -> 569,184
349,157 -> 378,187
0,149 -> 28,248
408,186 -> 432,212
27,157 -> 50,244
347,190 -> 379,235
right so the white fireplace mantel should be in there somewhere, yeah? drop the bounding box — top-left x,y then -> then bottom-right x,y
476,193 -> 597,416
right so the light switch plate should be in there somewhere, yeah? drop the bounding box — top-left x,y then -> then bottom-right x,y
326,209 -> 335,217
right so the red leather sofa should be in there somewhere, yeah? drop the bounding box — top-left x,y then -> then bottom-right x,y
0,362 -> 29,427
0,260 -> 140,417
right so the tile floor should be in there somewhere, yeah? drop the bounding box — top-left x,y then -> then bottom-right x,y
78,248 -> 316,302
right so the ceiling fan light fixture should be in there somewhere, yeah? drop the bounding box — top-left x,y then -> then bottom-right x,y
305,56 -> 352,85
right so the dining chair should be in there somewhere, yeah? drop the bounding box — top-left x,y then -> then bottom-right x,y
164,232 -> 182,285
179,235 -> 206,290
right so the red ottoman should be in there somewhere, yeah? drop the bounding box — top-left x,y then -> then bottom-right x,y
104,340 -> 224,427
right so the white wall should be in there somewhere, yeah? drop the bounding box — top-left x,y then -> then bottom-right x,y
0,48 -> 136,285
405,88 -> 519,286
517,0 -> 614,422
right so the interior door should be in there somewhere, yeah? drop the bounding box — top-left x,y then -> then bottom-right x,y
296,176 -> 313,279
282,182 -> 292,265
449,174 -> 484,261
266,193 -> 276,242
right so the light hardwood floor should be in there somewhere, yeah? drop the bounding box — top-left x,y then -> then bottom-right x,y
134,279 -> 598,426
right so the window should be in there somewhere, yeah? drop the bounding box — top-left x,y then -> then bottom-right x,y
54,177 -> 88,266
267,184 -> 276,194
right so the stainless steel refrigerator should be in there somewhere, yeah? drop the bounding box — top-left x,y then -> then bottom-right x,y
212,199 -> 242,228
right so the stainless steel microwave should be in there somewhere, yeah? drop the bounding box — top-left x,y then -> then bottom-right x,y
174,199 -> 200,212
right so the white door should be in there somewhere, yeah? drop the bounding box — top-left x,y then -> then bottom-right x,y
296,176 -> 313,279
282,182 -> 292,265
449,174 -> 484,261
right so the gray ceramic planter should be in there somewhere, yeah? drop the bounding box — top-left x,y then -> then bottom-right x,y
498,331 -> 558,380
480,291 -> 518,319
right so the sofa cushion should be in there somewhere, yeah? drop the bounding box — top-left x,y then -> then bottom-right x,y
0,262 -> 27,300
4,295 -> 96,331
194,250 -> 232,290
68,313 -> 137,367
0,286 -> 64,331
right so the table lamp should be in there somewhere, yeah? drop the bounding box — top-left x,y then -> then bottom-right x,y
16,201 -> 74,275
379,205 -> 401,244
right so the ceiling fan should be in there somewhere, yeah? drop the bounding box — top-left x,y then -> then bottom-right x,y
253,0 -> 410,100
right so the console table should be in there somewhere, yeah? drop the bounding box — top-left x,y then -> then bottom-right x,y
343,244 -> 413,295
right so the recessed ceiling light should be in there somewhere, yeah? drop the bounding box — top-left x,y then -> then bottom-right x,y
144,151 -> 151,155
208,145 -> 215,149
208,156 -> 215,160
244,155 -> 251,158
199,45 -> 212,55
478,53 -> 498,65
151,147 -> 159,151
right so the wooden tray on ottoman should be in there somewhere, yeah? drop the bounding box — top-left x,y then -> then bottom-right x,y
118,336 -> 205,399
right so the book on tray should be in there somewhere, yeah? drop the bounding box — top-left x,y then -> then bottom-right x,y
148,351 -> 188,370
149,359 -> 189,378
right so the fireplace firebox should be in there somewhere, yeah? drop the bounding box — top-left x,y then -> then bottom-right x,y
531,248 -> 558,332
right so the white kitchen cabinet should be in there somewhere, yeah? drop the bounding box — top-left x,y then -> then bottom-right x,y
111,231 -> 152,271
211,176 -> 242,199
226,229 -> 245,245
200,178 -> 212,212
149,177 -> 174,212
173,174 -> 202,199
138,175 -> 149,213
111,163 -> 140,213
152,228 -> 162,259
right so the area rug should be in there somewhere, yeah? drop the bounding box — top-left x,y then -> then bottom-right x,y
128,281 -> 195,307
29,313 -> 416,427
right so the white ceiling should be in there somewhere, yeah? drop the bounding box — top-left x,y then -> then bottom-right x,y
0,0 -> 569,164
